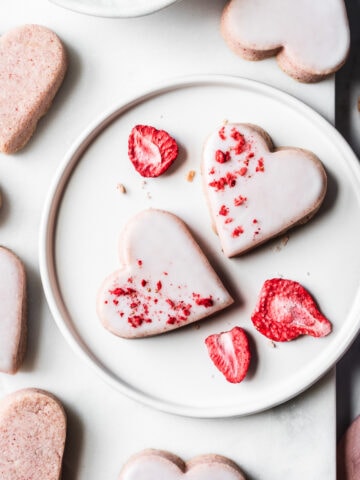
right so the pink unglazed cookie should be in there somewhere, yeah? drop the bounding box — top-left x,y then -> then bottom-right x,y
97,209 -> 233,338
221,0 -> 350,82
118,449 -> 247,480
0,24 -> 67,153
0,246 -> 27,374
0,388 -> 66,480
337,416 -> 360,480
202,123 -> 327,257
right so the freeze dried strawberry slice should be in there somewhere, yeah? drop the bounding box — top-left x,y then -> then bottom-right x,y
251,278 -> 332,342
128,124 -> 178,177
205,326 -> 251,383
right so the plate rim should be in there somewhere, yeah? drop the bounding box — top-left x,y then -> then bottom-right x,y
39,73 -> 360,418
49,0 -> 180,18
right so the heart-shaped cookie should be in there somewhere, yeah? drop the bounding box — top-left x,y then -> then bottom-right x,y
0,246 -> 27,374
119,449 -> 246,480
97,209 -> 233,338
0,24 -> 67,154
0,388 -> 66,480
202,123 -> 327,257
221,0 -> 349,82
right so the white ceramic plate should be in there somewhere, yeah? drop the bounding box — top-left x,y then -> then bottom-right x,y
49,0 -> 179,17
39,75 -> 360,418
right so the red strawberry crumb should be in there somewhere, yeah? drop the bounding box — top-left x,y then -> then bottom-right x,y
219,205 -> 229,216
209,177 -> 227,191
128,124 -> 178,177
205,326 -> 251,383
128,315 -> 151,328
209,172 -> 236,191
156,281 -> 162,291
192,293 -> 214,307
215,149 -> 231,163
234,195 -> 247,206
255,158 -> 265,172
225,217 -> 234,224
230,129 -> 246,154
234,141 -> 246,155
230,128 -> 243,141
226,172 -> 237,187
182,305 -> 191,316
218,126 -> 226,140
167,316 -> 178,325
232,226 -> 244,237
251,278 -> 332,342
109,287 -> 126,297
166,299 -> 175,308
238,167 -> 247,176
141,279 -> 147,287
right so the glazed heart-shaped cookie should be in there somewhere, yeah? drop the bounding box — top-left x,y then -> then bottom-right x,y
202,123 -> 327,257
0,246 -> 27,374
119,449 -> 247,480
0,24 -> 67,154
0,388 -> 66,480
221,0 -> 349,82
97,209 -> 233,338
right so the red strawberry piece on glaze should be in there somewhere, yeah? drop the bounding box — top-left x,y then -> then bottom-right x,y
251,278 -> 332,342
205,326 -> 251,383
128,124 -> 179,177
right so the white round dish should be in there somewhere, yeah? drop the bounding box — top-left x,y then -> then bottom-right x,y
49,0 -> 179,17
39,75 -> 360,418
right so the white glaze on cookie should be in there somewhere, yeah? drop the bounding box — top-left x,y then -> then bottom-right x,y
97,209 -> 233,338
221,0 -> 349,80
202,123 -> 327,257
0,247 -> 26,373
118,449 -> 246,480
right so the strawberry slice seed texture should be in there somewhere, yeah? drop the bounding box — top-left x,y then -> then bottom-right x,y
205,326 -> 251,383
128,124 -> 178,177
251,278 -> 332,342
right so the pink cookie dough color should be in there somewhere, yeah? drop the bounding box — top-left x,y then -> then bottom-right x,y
0,24 -> 67,153
118,449 -> 247,480
0,246 -> 27,374
0,388 -> 66,480
337,415 -> 360,480
221,0 -> 350,82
